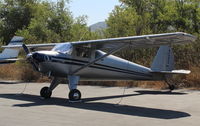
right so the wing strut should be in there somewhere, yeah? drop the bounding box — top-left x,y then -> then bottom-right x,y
70,44 -> 128,75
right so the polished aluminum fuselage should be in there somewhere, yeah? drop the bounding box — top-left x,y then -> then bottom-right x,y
35,51 -> 163,81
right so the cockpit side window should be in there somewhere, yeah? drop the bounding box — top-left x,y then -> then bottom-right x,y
52,43 -> 73,55
75,47 -> 92,58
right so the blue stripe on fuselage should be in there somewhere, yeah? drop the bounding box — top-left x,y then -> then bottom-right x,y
49,56 -> 152,77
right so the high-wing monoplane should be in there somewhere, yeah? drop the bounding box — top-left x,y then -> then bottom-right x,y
2,32 -> 196,101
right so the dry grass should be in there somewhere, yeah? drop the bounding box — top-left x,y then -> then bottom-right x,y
0,64 -> 21,80
0,63 -> 200,90
80,81 -> 167,89
0,62 -> 42,82
184,66 -> 200,88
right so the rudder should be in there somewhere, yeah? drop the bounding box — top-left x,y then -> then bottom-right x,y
151,45 -> 174,72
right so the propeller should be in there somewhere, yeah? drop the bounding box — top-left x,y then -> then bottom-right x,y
22,44 -> 39,71
22,44 -> 30,55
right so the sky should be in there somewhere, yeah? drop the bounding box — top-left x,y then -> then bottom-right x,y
53,0 -> 120,26
70,0 -> 120,25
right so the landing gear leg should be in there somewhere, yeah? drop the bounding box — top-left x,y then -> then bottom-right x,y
40,77 -> 59,99
68,75 -> 81,102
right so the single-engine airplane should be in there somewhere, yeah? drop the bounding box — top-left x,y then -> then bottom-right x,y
2,32 -> 196,101
0,36 -> 22,64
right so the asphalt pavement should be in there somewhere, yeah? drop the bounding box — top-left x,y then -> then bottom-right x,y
0,81 -> 200,126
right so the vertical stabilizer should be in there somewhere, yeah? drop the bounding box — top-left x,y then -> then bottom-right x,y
151,46 -> 174,72
0,36 -> 23,59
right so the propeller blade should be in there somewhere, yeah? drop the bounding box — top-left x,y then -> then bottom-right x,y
22,44 -> 39,71
22,44 -> 30,54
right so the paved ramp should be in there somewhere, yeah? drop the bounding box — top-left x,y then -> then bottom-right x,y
0,82 -> 199,126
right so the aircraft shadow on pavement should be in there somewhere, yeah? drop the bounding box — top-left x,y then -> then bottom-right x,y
134,90 -> 187,95
0,81 -> 21,85
0,91 -> 190,120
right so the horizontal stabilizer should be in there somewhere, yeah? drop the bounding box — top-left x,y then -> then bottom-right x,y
0,58 -> 22,64
0,58 -> 23,61
151,70 -> 191,75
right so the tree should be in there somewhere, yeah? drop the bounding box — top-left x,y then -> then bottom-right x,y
105,0 -> 200,67
0,0 -> 37,44
0,0 -> 98,45
106,6 -> 139,37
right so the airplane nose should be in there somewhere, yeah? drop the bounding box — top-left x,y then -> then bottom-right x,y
26,53 -> 32,59
32,52 -> 46,62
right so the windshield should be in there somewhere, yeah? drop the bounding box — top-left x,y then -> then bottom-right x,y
52,43 -> 73,55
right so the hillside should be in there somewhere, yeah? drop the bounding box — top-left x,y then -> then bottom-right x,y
89,22 -> 107,32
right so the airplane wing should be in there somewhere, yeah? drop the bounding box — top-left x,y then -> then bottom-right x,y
2,32 -> 196,50
71,32 -> 196,49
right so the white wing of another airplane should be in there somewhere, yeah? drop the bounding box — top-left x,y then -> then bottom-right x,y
2,32 -> 196,50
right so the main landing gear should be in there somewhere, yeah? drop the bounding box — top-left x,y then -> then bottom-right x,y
40,87 -> 52,99
40,77 -> 59,99
67,75 -> 81,102
40,76 -> 81,102
68,89 -> 81,101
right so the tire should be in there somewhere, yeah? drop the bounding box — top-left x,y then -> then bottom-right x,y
40,87 -> 52,99
68,89 -> 81,101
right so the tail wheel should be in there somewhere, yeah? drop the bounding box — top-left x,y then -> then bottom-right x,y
168,85 -> 175,91
165,75 -> 176,91
68,89 -> 81,101
40,86 -> 52,99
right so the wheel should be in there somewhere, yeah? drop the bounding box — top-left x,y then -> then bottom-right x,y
68,89 -> 81,101
169,85 -> 175,91
40,87 -> 52,99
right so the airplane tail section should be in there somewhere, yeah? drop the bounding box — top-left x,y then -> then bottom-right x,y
151,45 -> 174,72
150,46 -> 190,75
0,36 -> 23,61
